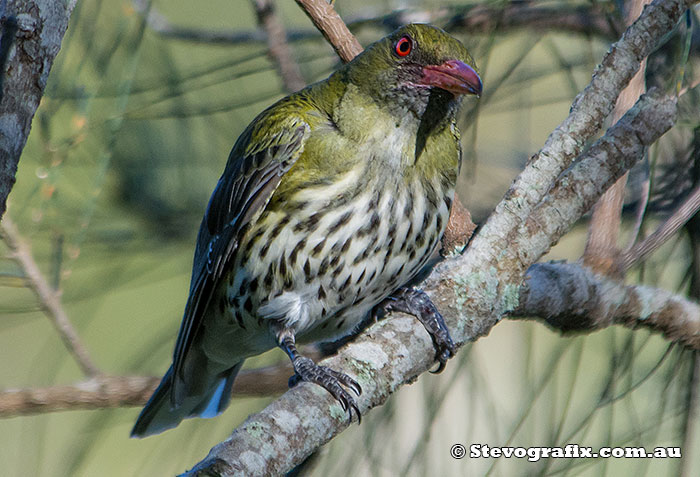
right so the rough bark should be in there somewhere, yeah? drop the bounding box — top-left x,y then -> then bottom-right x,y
0,0 -> 75,219
512,262 -> 700,348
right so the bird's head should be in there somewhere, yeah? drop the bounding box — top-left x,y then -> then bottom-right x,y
345,24 -> 482,118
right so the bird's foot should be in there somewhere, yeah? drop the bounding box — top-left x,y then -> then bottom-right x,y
376,287 -> 456,373
288,356 -> 362,423
278,334 -> 362,424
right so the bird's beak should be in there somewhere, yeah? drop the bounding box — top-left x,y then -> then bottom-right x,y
421,60 -> 482,97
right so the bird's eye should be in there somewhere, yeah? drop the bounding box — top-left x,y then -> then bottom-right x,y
394,36 -> 412,57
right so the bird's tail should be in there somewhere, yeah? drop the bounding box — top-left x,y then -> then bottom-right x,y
130,361 -> 243,438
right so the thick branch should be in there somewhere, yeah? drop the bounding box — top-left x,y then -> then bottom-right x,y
0,0 -> 76,219
512,262 -> 700,349
506,91 -> 677,278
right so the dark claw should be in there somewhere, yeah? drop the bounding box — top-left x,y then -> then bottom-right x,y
349,401 -> 361,425
279,335 -> 362,424
430,362 -> 445,374
324,367 -> 362,396
376,287 -> 456,373
430,337 -> 455,374
349,381 -> 362,397
289,357 -> 362,425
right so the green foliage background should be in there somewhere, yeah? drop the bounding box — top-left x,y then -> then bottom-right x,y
1,0 -> 698,475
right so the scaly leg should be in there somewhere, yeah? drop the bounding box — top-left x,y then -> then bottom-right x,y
277,331 -> 362,424
376,287 -> 456,373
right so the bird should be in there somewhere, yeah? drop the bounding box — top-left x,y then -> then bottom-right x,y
131,23 -> 481,437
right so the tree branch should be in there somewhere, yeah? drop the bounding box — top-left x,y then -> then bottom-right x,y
251,0 -> 306,92
0,375 -> 157,415
583,0 -> 651,276
512,262 -> 700,348
293,0 -> 362,63
0,357 -> 310,417
1,217 -> 100,377
0,0 -> 76,220
505,90 -> 676,277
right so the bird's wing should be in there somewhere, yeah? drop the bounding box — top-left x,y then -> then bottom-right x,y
171,113 -> 310,402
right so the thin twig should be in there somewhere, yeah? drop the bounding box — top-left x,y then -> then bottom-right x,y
619,183 -> 700,271
0,375 -> 157,416
251,0 -> 306,92
0,355 -> 316,417
294,0 -> 363,63
0,217 -> 100,377
133,0 -> 305,44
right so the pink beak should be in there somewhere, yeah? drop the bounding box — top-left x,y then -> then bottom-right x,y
421,59 -> 482,96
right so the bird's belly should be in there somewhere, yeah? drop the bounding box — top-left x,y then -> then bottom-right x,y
213,172 -> 453,355
301,181 -> 452,342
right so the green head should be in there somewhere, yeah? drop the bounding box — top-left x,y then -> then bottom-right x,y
343,24 -> 482,117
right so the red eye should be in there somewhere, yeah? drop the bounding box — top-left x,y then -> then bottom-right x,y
395,36 -> 412,57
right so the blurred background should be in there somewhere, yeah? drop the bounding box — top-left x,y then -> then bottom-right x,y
1,0 -> 699,475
